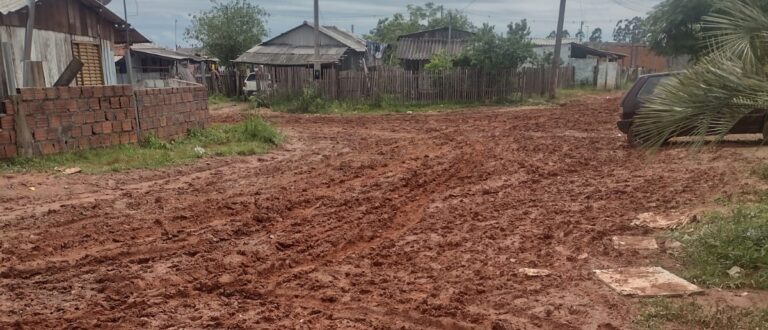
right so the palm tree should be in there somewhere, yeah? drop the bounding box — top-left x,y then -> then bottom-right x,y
633,0 -> 768,149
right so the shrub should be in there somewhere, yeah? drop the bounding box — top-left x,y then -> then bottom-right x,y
287,86 -> 328,113
672,205 -> 768,289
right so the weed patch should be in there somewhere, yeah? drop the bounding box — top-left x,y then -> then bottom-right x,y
633,298 -> 768,330
671,205 -> 768,289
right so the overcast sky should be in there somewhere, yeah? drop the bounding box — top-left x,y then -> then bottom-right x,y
106,0 -> 663,48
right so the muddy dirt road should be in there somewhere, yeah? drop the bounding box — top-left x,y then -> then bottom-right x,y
0,95 -> 765,329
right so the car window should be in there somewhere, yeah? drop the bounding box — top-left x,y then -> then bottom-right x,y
638,76 -> 671,101
245,73 -> 257,82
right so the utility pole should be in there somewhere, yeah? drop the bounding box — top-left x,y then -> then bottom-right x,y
447,12 -> 452,51
123,0 -> 135,85
578,21 -> 584,43
174,19 -> 178,51
549,0 -> 567,100
313,0 -> 321,80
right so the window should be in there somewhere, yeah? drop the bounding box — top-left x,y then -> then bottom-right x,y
72,42 -> 104,86
638,76 -> 671,101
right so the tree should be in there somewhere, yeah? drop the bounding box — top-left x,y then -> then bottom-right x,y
589,28 -> 603,43
613,17 -> 646,43
367,2 -> 474,44
458,22 -> 534,71
547,29 -> 570,39
575,29 -> 586,42
644,0 -> 714,58
185,0 -> 268,67
634,0 -> 768,149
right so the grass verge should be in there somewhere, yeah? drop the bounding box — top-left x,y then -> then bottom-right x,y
670,205 -> 768,289
633,298 -> 768,330
0,116 -> 282,173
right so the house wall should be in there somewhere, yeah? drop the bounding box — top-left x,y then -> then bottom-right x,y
569,57 -> 598,85
596,62 -> 619,89
596,43 -> 690,72
0,85 -> 209,158
0,26 -> 74,87
532,44 -> 571,66
0,0 -> 116,42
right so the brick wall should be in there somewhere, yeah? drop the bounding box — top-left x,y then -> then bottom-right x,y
0,100 -> 16,158
135,87 -> 210,140
0,85 -> 210,159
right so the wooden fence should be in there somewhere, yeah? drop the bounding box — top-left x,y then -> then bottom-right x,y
207,66 -> 575,103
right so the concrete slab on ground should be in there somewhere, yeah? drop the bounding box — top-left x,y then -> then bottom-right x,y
594,267 -> 703,297
612,236 -> 659,251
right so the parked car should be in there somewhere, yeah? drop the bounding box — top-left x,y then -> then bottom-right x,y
617,72 -> 767,146
242,71 -> 272,96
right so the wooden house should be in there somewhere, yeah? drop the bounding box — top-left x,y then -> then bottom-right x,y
0,0 -> 149,95
395,27 -> 474,71
234,22 -> 366,71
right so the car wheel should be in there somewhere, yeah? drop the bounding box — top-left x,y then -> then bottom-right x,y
627,126 -> 643,148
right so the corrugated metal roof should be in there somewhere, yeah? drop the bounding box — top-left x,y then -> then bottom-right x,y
0,0 -> 150,43
234,45 -> 349,65
131,44 -> 205,61
396,38 -> 469,61
260,22 -> 366,52
320,26 -> 366,52
397,27 -> 474,40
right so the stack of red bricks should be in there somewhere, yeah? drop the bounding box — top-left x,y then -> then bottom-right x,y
135,86 -> 210,140
0,100 -> 16,158
14,85 -> 138,155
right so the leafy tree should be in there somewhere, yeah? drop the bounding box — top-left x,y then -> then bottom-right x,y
575,29 -> 586,42
424,52 -> 454,72
613,16 -> 646,43
634,0 -> 768,149
367,2 -> 474,44
185,0 -> 268,67
459,22 -> 534,71
589,28 -> 603,43
507,19 -> 531,40
546,29 -> 571,39
644,0 -> 714,58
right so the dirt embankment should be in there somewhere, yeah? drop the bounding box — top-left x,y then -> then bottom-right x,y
0,95 -> 765,329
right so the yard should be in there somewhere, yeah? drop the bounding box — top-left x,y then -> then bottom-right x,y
1,94 -> 767,328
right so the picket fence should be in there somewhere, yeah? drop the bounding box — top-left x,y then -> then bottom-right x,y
206,66 -> 575,103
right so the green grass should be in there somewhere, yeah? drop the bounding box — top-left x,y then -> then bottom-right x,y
669,205 -> 768,289
0,117 -> 282,173
633,298 -> 768,330
269,87 -> 613,115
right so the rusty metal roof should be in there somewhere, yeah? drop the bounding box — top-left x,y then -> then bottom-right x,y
234,45 -> 349,65
396,38 -> 469,61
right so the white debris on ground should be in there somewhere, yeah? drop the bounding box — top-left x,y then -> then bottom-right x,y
194,146 -> 206,156
518,268 -> 552,277
632,212 -> 697,229
594,267 -> 703,297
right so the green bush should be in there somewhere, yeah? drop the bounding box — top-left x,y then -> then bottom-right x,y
287,87 -> 328,113
248,94 -> 270,109
672,205 -> 768,289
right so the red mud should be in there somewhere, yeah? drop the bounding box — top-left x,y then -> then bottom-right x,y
1,95 -> 766,329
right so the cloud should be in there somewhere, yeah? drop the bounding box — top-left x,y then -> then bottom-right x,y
107,0 -> 663,47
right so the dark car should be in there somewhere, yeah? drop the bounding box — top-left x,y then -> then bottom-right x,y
618,72 -> 767,146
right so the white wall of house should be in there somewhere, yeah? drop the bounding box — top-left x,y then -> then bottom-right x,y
532,44 -> 571,66
569,57 -> 598,85
0,26 -> 118,87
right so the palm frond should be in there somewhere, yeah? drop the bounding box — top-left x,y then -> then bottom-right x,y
634,53 -> 768,149
701,0 -> 768,72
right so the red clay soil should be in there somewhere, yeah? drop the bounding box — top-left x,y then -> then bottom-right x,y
0,95 -> 765,329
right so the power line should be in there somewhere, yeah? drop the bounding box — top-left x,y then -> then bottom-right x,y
462,0 -> 478,11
